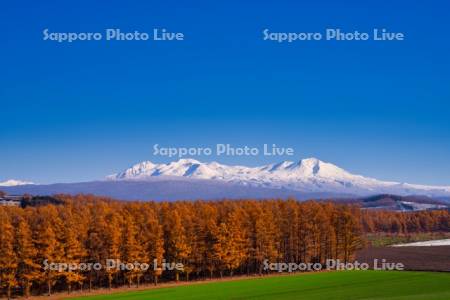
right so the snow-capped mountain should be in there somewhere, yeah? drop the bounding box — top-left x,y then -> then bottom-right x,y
0,179 -> 34,187
107,158 -> 450,197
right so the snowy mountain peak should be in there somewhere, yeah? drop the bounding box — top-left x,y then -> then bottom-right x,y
295,157 -> 323,175
0,179 -> 34,187
300,157 -> 321,165
176,158 -> 201,164
293,157 -> 353,178
106,158 -> 450,197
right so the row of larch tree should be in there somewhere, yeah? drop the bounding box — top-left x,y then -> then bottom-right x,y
0,195 -> 446,298
361,209 -> 450,234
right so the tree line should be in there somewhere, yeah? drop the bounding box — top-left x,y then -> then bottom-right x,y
0,194 -> 448,298
361,209 -> 450,234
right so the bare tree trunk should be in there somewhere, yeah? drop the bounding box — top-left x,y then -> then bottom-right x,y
47,281 -> 52,296
24,283 -> 31,299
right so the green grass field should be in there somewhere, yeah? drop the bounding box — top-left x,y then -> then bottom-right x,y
73,271 -> 450,300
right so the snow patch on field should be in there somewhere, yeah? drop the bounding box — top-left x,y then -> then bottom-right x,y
392,239 -> 450,247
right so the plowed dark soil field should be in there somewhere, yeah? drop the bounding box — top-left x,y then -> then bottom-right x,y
357,246 -> 450,272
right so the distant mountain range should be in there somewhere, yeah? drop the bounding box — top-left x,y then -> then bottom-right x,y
106,158 -> 450,197
2,158 -> 450,201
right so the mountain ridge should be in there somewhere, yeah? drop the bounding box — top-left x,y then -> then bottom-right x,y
106,158 -> 450,197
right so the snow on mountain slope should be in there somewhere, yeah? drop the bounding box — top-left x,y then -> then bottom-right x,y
0,179 -> 34,186
107,158 -> 450,197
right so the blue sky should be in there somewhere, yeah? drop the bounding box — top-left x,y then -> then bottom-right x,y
1,1 -> 450,185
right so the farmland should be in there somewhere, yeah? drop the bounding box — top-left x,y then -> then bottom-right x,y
72,271 -> 450,300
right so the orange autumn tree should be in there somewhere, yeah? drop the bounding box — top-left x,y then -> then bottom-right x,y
214,207 -> 247,277
30,207 -> 64,296
0,208 -> 18,300
120,211 -> 144,288
13,213 -> 40,298
162,205 -> 191,282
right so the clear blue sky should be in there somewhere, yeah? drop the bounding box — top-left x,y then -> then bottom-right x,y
1,1 -> 449,185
